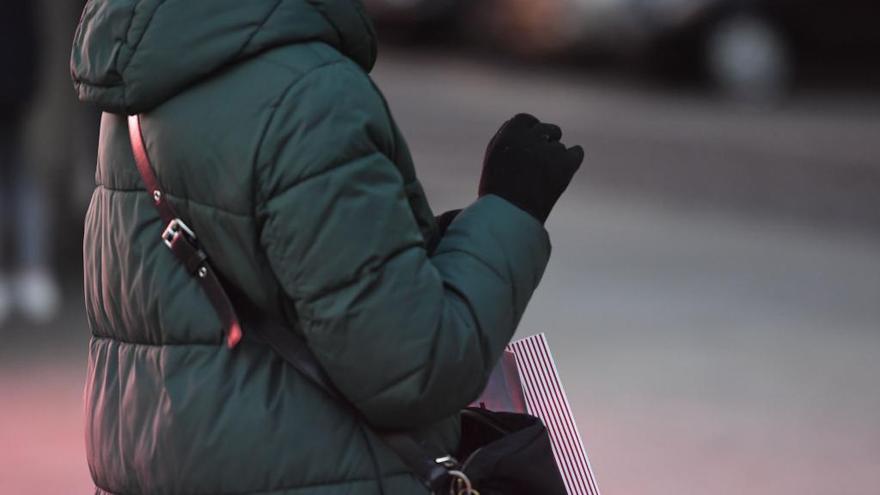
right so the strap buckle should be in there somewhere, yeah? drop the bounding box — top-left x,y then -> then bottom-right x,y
431,457 -> 480,495
447,470 -> 477,495
434,456 -> 459,469
162,218 -> 197,249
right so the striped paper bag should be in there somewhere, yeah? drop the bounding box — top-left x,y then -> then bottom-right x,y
470,333 -> 601,495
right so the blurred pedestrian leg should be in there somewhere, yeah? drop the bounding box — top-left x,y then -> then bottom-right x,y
0,121 -> 61,325
0,0 -> 61,326
21,0 -> 100,271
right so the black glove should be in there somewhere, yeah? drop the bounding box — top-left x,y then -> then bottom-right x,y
479,113 -> 584,224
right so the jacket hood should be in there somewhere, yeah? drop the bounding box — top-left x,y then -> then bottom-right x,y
71,0 -> 377,113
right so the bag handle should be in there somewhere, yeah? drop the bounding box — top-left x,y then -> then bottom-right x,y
126,114 -> 458,494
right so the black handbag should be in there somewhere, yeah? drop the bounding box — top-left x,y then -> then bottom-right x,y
127,114 -> 567,494
457,408 -> 568,495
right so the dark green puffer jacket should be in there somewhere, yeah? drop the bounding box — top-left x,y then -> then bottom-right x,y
72,1 -> 551,493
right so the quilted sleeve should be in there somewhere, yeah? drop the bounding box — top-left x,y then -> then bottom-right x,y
255,61 -> 551,429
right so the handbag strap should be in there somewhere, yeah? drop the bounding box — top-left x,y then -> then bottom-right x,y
126,114 -> 455,494
128,115 -> 242,349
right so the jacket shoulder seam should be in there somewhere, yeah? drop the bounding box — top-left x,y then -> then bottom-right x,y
250,59 -> 349,207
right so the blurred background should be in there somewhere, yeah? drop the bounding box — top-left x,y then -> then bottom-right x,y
2,0 -> 879,493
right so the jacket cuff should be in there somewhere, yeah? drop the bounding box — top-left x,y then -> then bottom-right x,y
435,194 -> 551,316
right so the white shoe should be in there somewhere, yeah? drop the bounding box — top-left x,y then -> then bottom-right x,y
0,276 -> 12,326
15,269 -> 62,324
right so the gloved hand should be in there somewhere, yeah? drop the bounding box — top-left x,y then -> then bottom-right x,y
479,113 -> 584,224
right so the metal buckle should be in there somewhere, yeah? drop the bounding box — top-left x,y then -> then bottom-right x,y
162,218 -> 196,249
434,456 -> 459,469
447,470 -> 476,495
433,457 -> 478,495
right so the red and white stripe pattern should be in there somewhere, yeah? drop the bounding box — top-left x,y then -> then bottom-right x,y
507,334 -> 601,495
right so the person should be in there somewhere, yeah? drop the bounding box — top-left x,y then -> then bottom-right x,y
71,1 -> 583,494
0,0 -> 61,326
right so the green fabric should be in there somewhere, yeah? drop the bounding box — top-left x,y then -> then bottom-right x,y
74,1 -> 551,494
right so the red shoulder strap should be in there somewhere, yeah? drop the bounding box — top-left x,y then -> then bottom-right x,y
127,115 -> 242,348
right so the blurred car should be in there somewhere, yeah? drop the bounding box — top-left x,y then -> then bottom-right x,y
478,0 -> 880,98
366,0 -> 880,100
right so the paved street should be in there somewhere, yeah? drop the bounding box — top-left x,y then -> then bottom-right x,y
2,48 -> 879,494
